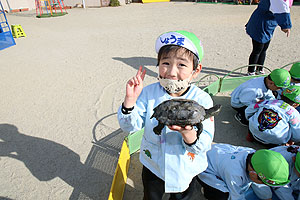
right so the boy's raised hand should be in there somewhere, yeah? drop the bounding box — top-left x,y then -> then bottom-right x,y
124,66 -> 146,108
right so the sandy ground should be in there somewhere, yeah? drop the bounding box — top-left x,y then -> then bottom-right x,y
0,2 -> 299,200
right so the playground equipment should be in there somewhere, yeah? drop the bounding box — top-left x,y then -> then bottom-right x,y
11,24 -> 26,38
35,0 -> 67,18
108,62 -> 299,200
0,1 -> 15,50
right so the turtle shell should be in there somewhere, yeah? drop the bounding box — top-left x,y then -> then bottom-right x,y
151,99 -> 206,126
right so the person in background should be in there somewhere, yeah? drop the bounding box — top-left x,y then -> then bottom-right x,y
245,85 -> 300,146
289,62 -> 300,113
231,68 -> 290,126
290,62 -> 300,86
245,0 -> 293,76
251,145 -> 300,200
197,143 -> 290,200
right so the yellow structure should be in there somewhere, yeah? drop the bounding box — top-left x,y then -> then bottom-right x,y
11,24 -> 26,38
108,140 -> 131,200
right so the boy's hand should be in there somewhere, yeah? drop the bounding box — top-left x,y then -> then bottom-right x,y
168,125 -> 197,144
281,28 -> 290,37
285,140 -> 294,146
124,66 -> 146,108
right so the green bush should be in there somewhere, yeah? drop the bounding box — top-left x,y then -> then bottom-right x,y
110,0 -> 120,6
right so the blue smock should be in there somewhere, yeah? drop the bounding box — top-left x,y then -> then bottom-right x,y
118,82 -> 215,192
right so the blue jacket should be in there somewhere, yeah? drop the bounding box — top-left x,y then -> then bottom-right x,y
231,76 -> 275,108
272,146 -> 300,200
118,82 -> 215,192
246,0 -> 292,43
245,99 -> 300,144
252,146 -> 300,200
198,143 -> 255,200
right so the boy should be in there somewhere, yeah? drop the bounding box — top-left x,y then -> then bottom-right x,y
252,145 -> 300,200
290,62 -> 300,86
277,62 -> 300,96
118,31 -> 215,199
290,62 -> 300,113
197,143 -> 290,200
245,85 -> 300,146
231,68 -> 291,126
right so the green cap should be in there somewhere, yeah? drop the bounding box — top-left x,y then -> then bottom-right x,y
155,30 -> 204,62
295,152 -> 300,174
283,85 -> 300,103
290,62 -> 300,80
251,149 -> 290,186
270,68 -> 291,88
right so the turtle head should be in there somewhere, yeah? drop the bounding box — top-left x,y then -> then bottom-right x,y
204,104 -> 222,119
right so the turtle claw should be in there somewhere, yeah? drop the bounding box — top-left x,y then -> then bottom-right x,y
153,123 -> 164,135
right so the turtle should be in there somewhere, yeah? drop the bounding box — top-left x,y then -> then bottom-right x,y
150,99 -> 222,137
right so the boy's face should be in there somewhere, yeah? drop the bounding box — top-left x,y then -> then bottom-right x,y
294,167 -> 300,177
266,79 -> 281,91
292,78 -> 300,84
248,170 -> 264,185
248,163 -> 265,185
158,48 -> 201,82
292,156 -> 300,177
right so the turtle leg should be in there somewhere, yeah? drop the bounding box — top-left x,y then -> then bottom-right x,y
195,123 -> 203,138
204,105 -> 222,119
153,123 -> 165,135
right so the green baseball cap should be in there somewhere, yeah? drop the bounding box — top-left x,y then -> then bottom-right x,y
251,149 -> 290,186
270,68 -> 291,88
283,85 -> 300,103
290,62 -> 300,80
295,152 -> 300,174
155,30 -> 204,62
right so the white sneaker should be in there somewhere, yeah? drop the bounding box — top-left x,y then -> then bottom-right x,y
255,70 -> 265,75
234,113 -> 248,126
247,72 -> 255,76
200,187 -> 205,195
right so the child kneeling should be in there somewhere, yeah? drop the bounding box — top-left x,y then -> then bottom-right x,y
246,85 -> 300,146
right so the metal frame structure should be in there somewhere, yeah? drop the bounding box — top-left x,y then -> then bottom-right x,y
0,1 -> 15,50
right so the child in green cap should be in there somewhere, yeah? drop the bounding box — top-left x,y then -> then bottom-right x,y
250,145 -> 300,199
118,31 -> 215,199
290,62 -> 300,113
197,143 -> 290,200
231,68 -> 291,126
290,62 -> 300,86
245,85 -> 300,146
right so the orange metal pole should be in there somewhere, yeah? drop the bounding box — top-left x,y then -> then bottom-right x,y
51,0 -> 57,14
60,0 -> 68,14
39,0 -> 43,15
47,0 -> 53,15
35,0 -> 39,16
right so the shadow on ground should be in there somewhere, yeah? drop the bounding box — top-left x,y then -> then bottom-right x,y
112,56 -> 251,80
0,123 -> 131,200
113,56 -> 158,78
71,114 -> 133,200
